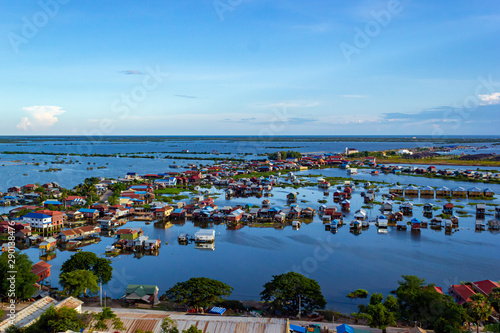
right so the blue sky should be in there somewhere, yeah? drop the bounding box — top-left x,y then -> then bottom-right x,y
1,0 -> 499,135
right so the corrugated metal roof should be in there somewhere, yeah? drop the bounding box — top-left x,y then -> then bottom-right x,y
84,312 -> 288,333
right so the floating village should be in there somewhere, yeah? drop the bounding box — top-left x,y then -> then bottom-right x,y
1,148 -> 499,332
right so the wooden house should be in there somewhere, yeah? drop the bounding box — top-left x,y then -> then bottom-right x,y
354,209 -> 367,221
404,185 -> 419,196
389,185 -> 403,195
380,201 -> 393,214
484,188 -> 494,197
301,207 -> 315,217
411,218 -> 421,231
400,202 -> 413,215
468,187 -> 484,198
420,186 -> 435,197
443,203 -> 454,215
286,192 -> 297,203
436,186 -> 451,197
423,203 -> 435,213
341,199 -> 350,212
59,226 -> 101,242
452,187 -> 467,197
333,191 -> 345,201
430,217 -> 443,228
261,199 -> 271,208
39,237 -> 57,255
350,220 -> 361,231
377,215 -> 388,228
78,208 -> 99,220
476,204 -> 486,217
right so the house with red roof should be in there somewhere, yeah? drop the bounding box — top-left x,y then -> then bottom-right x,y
36,210 -> 64,229
449,284 -> 477,305
471,280 -> 500,296
31,261 -> 51,283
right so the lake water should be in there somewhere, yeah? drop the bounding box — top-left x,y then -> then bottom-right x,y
1,137 -> 499,313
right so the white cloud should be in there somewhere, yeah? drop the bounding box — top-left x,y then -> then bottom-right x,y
478,92 -> 500,105
17,105 -> 66,131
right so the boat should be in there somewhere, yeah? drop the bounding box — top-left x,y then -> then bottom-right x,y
177,233 -> 189,243
292,221 -> 301,229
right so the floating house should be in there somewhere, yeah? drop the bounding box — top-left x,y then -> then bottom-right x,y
377,215 -> 388,228
400,202 -> 413,215
350,220 -> 361,231
436,186 -> 451,197
341,199 -> 350,212
286,192 -> 297,203
292,221 -> 301,229
476,204 -> 486,217
404,185 -> 419,196
301,207 -> 315,217
59,226 -> 101,242
354,209 -> 367,221
443,203 -> 454,215
330,220 -> 338,232
423,203 -> 435,213
468,187 -> 484,198
194,229 -> 215,243
389,185 -> 403,195
452,186 -> 467,197
420,186 -> 435,197
430,217 -> 443,227
380,201 -> 393,214
411,218 -> 421,231
484,188 -> 495,197
261,199 -> 271,208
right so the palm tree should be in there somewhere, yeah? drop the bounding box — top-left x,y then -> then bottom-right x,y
467,294 -> 492,333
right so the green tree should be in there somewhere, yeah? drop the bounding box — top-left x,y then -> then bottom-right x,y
346,289 -> 369,299
24,305 -> 86,333
164,277 -> 233,312
488,287 -> 500,313
466,294 -> 492,333
93,307 -> 125,331
60,251 -> 113,284
183,325 -> 203,333
59,269 -> 99,297
359,293 -> 397,333
0,252 -> 37,300
395,275 -> 466,330
15,208 -> 34,217
260,272 -> 326,316
160,317 -> 180,333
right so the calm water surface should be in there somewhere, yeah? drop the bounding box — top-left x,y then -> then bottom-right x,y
1,139 -> 499,312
